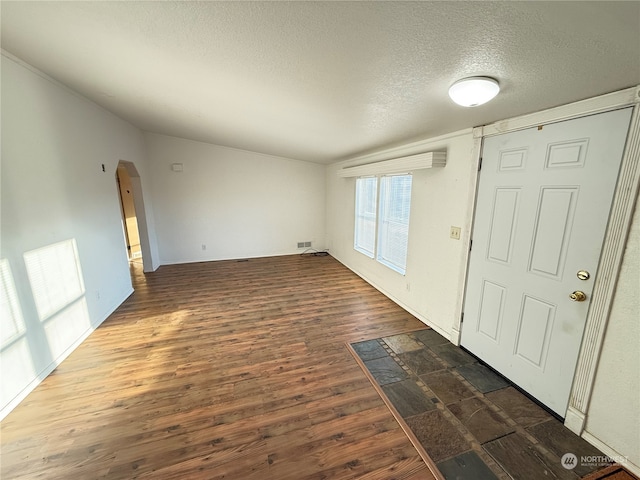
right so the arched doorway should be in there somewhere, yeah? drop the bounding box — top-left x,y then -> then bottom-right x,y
116,164 -> 142,262
115,161 -> 154,273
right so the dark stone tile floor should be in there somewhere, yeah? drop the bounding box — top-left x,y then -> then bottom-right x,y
363,355 -> 408,385
382,379 -> 435,418
448,397 -> 513,444
438,450 -> 498,480
456,362 -> 510,393
351,329 -> 615,480
352,338 -> 388,361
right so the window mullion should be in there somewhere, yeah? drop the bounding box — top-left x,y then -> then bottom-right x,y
373,175 -> 383,258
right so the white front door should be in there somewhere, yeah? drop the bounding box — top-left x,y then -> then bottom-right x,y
461,108 -> 632,416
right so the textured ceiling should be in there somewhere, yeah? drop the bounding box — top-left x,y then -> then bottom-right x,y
2,1 -> 639,164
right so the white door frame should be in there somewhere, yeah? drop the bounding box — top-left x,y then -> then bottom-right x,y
117,160 -> 156,273
453,85 -> 640,435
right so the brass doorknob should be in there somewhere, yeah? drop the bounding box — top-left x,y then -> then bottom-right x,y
569,291 -> 587,302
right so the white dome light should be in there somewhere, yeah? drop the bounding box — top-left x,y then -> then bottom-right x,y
448,76 -> 500,107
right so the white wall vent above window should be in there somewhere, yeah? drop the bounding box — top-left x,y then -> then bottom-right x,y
337,151 -> 446,178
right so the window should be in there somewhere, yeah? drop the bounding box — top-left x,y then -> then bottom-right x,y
377,175 -> 412,274
354,176 -> 377,258
354,174 -> 413,274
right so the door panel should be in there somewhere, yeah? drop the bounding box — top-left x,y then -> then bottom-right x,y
462,108 -> 632,416
487,188 -> 520,264
477,280 -> 505,342
528,187 -> 578,278
514,295 -> 555,368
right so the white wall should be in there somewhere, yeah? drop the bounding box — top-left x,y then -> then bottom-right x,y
145,133 -> 326,264
325,130 -> 478,338
584,194 -> 640,474
0,54 -> 159,419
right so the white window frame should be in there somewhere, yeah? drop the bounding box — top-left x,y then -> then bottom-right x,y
354,174 -> 413,275
354,176 -> 378,258
376,174 -> 412,274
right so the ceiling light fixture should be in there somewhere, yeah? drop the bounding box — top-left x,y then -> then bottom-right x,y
448,76 -> 500,107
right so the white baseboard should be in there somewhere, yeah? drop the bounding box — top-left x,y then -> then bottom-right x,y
332,256 -> 453,342
564,406 -> 586,435
0,287 -> 133,421
581,431 -> 640,477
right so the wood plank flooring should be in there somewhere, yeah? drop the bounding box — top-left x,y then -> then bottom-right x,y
1,254 -> 434,479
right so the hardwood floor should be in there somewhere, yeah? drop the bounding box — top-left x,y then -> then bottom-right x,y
1,254 -> 435,479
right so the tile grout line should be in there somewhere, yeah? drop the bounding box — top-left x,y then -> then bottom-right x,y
387,335 -> 511,480
357,331 -> 612,480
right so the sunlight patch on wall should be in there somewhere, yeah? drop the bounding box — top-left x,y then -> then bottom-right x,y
0,258 -> 35,407
42,297 -> 91,359
24,239 -> 86,321
23,239 -> 91,360
1,258 -> 26,344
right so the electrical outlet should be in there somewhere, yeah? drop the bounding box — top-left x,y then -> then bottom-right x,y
297,242 -> 305,248
202,244 -> 207,250
450,226 -> 461,240
304,241 -> 312,248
